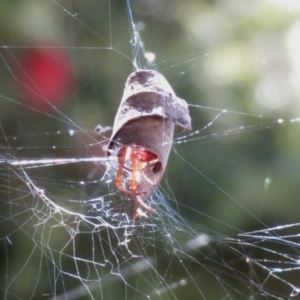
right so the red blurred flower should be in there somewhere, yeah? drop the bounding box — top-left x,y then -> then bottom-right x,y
16,46 -> 73,111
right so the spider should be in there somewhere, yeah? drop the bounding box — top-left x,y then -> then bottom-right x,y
108,70 -> 191,220
115,144 -> 162,217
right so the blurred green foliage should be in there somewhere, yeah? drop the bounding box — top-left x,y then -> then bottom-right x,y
1,0 -> 300,299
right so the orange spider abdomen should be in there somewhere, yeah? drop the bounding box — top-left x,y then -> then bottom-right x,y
115,145 -> 161,196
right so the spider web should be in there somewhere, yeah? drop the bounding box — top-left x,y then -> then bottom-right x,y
1,0 -> 300,299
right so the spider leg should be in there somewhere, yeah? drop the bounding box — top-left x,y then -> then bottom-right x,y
133,195 -> 156,218
115,147 -> 126,191
130,148 -> 137,192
